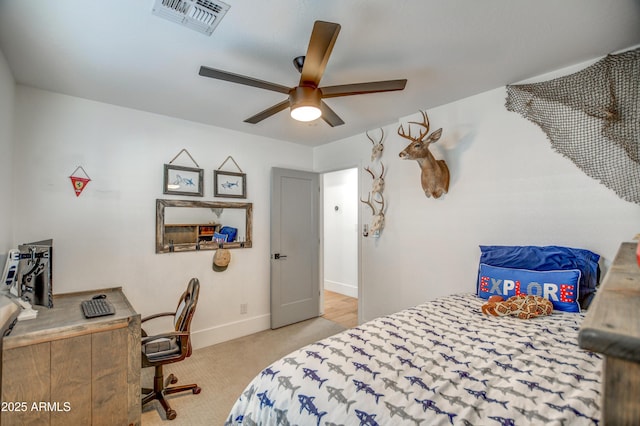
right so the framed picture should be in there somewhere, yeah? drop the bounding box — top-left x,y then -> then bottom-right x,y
214,170 -> 246,198
163,164 -> 204,196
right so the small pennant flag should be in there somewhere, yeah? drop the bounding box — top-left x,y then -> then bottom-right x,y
69,166 -> 91,197
70,176 -> 90,197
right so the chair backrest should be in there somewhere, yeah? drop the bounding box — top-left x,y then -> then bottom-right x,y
172,278 -> 200,355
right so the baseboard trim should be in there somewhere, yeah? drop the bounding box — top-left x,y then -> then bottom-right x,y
324,280 -> 357,298
191,314 -> 271,350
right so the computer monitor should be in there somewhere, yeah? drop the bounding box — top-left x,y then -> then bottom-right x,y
15,239 -> 53,308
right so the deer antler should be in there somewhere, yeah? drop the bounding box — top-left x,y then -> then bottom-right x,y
397,110 -> 430,142
367,128 -> 385,161
364,163 -> 385,179
360,192 -> 377,215
366,128 -> 384,145
364,166 -> 375,179
365,163 -> 385,195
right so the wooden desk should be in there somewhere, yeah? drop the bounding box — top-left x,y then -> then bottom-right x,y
1,287 -> 141,426
579,242 -> 640,425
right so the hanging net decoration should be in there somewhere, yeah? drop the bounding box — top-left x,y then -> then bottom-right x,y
505,47 -> 640,205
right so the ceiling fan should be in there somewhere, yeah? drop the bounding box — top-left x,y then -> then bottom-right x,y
198,21 -> 407,127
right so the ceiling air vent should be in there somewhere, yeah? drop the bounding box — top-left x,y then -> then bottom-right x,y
152,0 -> 231,36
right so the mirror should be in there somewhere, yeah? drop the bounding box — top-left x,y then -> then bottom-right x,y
156,199 -> 252,253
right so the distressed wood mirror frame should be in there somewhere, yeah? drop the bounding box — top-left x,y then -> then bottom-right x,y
156,199 -> 253,253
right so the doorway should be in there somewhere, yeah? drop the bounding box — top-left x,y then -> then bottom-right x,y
321,168 -> 358,328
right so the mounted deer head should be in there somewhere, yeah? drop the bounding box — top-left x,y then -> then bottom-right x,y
367,128 -> 384,161
364,162 -> 385,195
360,192 -> 385,234
398,111 -> 450,198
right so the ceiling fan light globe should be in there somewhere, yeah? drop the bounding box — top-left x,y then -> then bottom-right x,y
291,105 -> 321,122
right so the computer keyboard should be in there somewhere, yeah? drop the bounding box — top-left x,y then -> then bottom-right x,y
81,298 -> 115,318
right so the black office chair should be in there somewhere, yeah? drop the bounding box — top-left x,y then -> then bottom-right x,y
141,278 -> 201,420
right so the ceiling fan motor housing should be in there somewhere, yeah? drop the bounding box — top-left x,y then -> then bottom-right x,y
289,86 -> 322,121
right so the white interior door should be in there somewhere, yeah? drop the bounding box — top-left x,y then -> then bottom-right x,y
270,167 -> 320,329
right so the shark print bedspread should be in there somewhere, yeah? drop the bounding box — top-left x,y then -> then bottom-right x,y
226,293 -> 601,425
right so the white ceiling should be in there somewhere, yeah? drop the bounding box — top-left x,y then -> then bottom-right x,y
1,0 -> 639,147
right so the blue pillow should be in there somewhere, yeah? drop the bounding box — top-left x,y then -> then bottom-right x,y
477,263 -> 581,313
479,245 -> 600,308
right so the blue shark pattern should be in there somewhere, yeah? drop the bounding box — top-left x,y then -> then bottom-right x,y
226,293 -> 602,425
489,415 -> 516,426
256,391 -> 274,409
406,375 -> 437,392
494,360 -> 532,375
387,330 -> 409,341
351,345 -> 374,360
353,362 -> 380,379
353,379 -> 384,404
546,402 -> 600,424
397,356 -> 422,371
297,394 -> 327,426
302,368 -> 328,388
261,367 -> 279,381
415,398 -> 456,424
440,353 -> 471,368
305,350 -> 327,364
465,388 -> 509,409
452,370 -> 489,386
391,343 -> 415,356
517,379 -> 565,400
355,409 -> 379,426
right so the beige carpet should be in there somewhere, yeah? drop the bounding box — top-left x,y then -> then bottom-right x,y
141,316 -> 346,425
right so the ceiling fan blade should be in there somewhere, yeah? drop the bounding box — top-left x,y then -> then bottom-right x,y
320,101 -> 345,127
299,21 -> 341,87
244,99 -> 290,124
199,66 -> 291,94
321,79 -> 407,98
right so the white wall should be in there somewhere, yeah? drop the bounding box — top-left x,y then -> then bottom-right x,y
314,61 -> 640,323
11,86 -> 313,348
0,50 -> 15,255
323,168 -> 358,297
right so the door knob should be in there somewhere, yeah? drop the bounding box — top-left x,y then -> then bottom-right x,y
273,253 -> 288,260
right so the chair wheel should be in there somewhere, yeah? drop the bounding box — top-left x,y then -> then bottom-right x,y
166,409 -> 177,420
193,386 -> 202,394
167,374 -> 178,385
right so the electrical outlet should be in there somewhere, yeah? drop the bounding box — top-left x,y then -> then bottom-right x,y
240,303 -> 248,315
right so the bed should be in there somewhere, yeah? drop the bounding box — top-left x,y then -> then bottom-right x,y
225,292 -> 602,425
